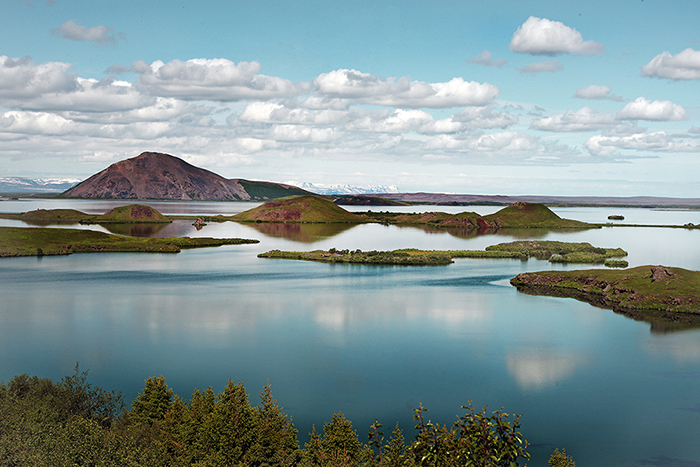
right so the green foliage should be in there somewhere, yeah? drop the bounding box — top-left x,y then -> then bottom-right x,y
1,369 -> 535,467
321,412 -> 361,466
409,403 -> 529,467
549,448 -> 575,467
131,375 -> 174,425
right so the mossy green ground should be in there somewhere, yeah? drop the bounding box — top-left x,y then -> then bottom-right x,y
259,248 -> 454,265
259,241 -> 627,266
511,265 -> 700,319
0,226 -> 258,257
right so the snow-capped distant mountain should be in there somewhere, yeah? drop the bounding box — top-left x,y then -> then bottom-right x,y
285,182 -> 400,195
0,177 -> 80,193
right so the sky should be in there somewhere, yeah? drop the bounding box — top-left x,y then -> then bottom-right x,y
1,0 -> 699,197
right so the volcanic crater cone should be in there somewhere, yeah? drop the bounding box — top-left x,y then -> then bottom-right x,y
62,152 -> 311,201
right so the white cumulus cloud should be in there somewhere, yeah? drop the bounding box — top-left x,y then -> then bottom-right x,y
313,69 -> 499,108
451,107 -> 518,129
584,131 -> 700,157
641,48 -> 700,80
0,57 -> 154,112
530,107 -> 616,132
616,97 -> 688,121
509,16 -> 604,56
0,56 -> 75,99
52,20 -> 125,44
574,85 -> 623,101
136,58 -> 309,101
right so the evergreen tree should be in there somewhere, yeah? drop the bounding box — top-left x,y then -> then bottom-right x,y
321,412 -> 361,466
302,424 -> 324,467
209,379 -> 255,465
385,423 -> 409,467
131,375 -> 174,425
248,383 -> 300,466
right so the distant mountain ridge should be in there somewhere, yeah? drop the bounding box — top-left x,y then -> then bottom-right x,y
286,182 -> 400,195
0,177 -> 79,193
61,152 -> 312,201
376,192 -> 700,208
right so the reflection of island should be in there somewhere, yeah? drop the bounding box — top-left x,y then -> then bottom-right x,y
511,266 -> 700,330
244,222 -> 356,243
100,223 -> 170,237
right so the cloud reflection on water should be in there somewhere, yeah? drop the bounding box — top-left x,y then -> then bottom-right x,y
505,352 -> 583,391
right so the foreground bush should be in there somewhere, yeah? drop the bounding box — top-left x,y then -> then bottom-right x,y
0,369 -> 538,466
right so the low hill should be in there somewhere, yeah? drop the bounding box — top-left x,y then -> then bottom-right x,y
361,202 -> 591,230
481,202 -> 589,229
19,209 -> 87,222
3,205 -> 171,225
62,152 -> 312,201
233,196 -> 364,223
92,205 -> 170,224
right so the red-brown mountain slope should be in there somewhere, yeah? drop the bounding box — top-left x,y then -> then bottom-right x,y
62,152 -> 311,201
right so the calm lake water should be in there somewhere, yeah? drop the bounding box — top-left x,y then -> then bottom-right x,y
1,199 -> 699,467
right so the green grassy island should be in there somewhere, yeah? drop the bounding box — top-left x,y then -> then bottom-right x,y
0,226 -> 258,257
511,265 -> 700,323
232,196 -> 593,230
259,241 -> 628,267
0,204 -> 171,225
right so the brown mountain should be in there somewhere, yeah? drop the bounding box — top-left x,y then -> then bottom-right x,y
62,152 -> 312,201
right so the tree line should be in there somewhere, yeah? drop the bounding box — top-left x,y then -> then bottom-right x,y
0,366 -> 575,466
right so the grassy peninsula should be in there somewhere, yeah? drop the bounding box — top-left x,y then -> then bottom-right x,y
259,241 -> 627,266
0,204 -> 171,225
0,226 -> 258,257
511,265 -> 700,323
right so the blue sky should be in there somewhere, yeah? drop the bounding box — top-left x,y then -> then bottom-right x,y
1,0 -> 699,196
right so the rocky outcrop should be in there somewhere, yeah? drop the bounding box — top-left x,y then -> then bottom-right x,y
511,266 -> 700,325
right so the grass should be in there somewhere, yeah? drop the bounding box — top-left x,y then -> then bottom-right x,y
481,202 -> 590,229
233,195 -> 365,223
258,241 -> 627,267
259,248 -> 454,265
88,205 -> 170,223
0,226 -> 258,257
451,240 -> 627,265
